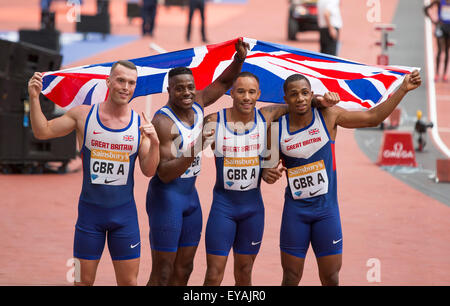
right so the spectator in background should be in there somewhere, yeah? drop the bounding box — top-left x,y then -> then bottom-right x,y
186,0 -> 208,43
40,0 -> 52,12
424,0 -> 450,82
40,0 -> 56,30
142,0 -> 158,37
97,0 -> 109,15
317,0 -> 342,56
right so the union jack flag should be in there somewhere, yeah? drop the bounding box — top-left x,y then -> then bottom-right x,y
123,135 -> 134,142
41,37 -> 418,110
309,128 -> 320,136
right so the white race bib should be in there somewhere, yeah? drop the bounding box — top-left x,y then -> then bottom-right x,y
90,149 -> 130,185
223,156 -> 260,191
287,160 -> 329,199
181,153 -> 202,178
441,5 -> 450,22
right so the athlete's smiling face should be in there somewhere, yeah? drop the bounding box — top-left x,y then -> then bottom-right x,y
231,76 -> 261,115
284,79 -> 314,115
106,64 -> 137,106
168,74 -> 197,110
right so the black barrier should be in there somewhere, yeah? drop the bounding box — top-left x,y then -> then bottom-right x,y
127,2 -> 141,19
0,39 -> 76,174
76,13 -> 111,39
0,110 -> 77,174
0,40 -> 62,80
0,77 -> 55,115
165,0 -> 187,6
19,28 -> 61,52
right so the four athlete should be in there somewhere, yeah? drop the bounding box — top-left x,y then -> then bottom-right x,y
28,44 -> 422,286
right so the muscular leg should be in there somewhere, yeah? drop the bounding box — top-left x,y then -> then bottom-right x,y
147,250 -> 177,286
280,251 -> 305,286
234,253 -> 257,286
112,257 -> 140,286
199,2 -> 207,42
203,254 -> 228,286
169,245 -> 198,286
443,36 -> 450,78
316,254 -> 342,286
74,258 -> 100,286
436,36 -> 444,79
186,3 -> 195,41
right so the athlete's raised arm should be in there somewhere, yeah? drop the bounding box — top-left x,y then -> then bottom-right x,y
196,38 -> 250,108
330,70 -> 421,129
28,72 -> 87,141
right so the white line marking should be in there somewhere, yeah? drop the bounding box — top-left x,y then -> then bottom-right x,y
149,42 -> 167,54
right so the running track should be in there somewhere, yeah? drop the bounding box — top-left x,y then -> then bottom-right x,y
0,0 -> 449,285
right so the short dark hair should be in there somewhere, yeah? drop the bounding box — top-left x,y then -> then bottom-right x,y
168,67 -> 193,79
111,60 -> 137,74
235,71 -> 260,85
283,74 -> 311,93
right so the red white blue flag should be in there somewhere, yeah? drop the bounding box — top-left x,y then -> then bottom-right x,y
42,37 -> 418,110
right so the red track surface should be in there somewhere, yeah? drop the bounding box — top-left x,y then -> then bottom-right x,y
0,0 -> 449,285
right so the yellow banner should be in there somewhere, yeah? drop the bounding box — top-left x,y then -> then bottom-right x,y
287,160 -> 325,177
91,149 -> 130,162
224,157 -> 260,167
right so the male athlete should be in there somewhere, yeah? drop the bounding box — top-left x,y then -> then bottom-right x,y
263,70 -> 421,286
202,71 -> 339,286
28,60 -> 160,285
146,38 -> 249,286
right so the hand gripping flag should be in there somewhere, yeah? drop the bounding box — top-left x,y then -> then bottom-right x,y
41,37 -> 418,111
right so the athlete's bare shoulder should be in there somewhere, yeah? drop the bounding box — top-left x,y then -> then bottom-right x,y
66,104 -> 92,121
151,111 -> 179,144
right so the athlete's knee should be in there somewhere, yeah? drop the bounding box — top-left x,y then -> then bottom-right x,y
234,261 -> 254,285
149,266 -> 172,286
204,266 -> 225,285
282,266 -> 303,286
317,254 -> 341,286
281,261 -> 303,285
149,257 -> 175,285
75,274 -> 96,286
173,260 -> 194,281
319,270 -> 340,286
117,276 -> 138,286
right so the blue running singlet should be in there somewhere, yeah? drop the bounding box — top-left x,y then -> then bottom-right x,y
278,107 -> 342,258
205,108 -> 266,256
74,103 -> 141,260
146,102 -> 204,252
